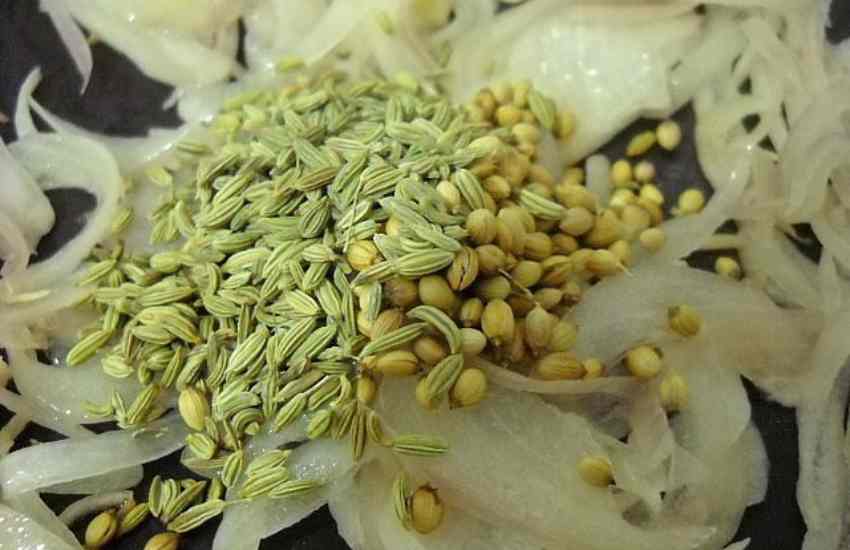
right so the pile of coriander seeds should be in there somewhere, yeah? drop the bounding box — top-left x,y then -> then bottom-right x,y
68,70 -> 697,543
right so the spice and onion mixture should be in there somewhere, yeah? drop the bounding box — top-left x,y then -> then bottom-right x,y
54,71 -> 704,542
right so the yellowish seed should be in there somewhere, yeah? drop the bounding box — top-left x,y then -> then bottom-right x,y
85,510 -> 118,549
585,210 -> 622,248
660,371 -> 689,412
356,376 -> 378,404
610,160 -> 633,188
608,240 -> 633,267
495,104 -> 523,127
468,135 -> 503,158
533,287 -> 563,311
483,175 -> 512,200
551,233 -> 579,255
459,328 -> 487,356
578,455 -> 614,487
144,532 -> 180,550
562,167 -> 585,187
412,0 -> 453,29
375,350 -> 420,376
413,336 -> 449,366
514,207 -> 536,233
385,278 -> 419,308
178,387 -> 210,432
476,244 -> 506,275
357,310 -> 374,337
466,209 -> 498,245
411,487 -> 444,534
624,345 -> 663,379
561,280 -> 583,303
528,164 -> 556,187
516,141 -> 537,159
559,207 -> 595,237
582,358 -> 605,379
450,368 -> 488,407
500,151 -> 531,186
471,159 -> 498,179
675,188 -> 706,216
447,247 -> 479,291
481,299 -> 515,346
636,197 -> 664,226
512,80 -> 531,108
639,227 -> 666,252
523,232 -> 553,261
504,294 -> 533,318
555,110 -> 577,140
508,320 -> 527,362
494,219 -> 515,255
634,160 -> 656,183
554,183 -> 597,212
548,320 -> 578,352
380,217 -> 400,240
525,305 -> 555,355
620,204 -> 652,239
511,260 -> 543,288
418,275 -> 457,314
372,308 -> 405,340
608,188 -> 637,213
639,183 -> 665,205
475,276 -> 512,301
512,122 -> 542,144
534,352 -> 585,380
416,377 -> 439,410
626,130 -> 657,157
668,304 -> 702,337
569,249 -> 593,274
492,81 -> 513,104
496,208 -> 527,255
347,240 -> 381,271
474,90 -> 496,119
436,180 -> 462,211
715,256 -> 741,279
459,297 -> 484,327
587,249 -> 623,277
657,119 -> 683,151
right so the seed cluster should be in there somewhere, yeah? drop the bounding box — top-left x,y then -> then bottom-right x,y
68,69 -> 705,538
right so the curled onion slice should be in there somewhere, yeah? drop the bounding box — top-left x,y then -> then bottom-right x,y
0,414 -> 187,497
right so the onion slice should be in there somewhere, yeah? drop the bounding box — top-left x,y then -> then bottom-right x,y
0,502 -> 79,550
0,414 -> 187,497
39,0 -> 93,92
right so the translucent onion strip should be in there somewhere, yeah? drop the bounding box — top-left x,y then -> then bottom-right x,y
3,133 -> 122,294
40,0 -> 93,92
0,414 -> 187,497
0,502 -> 79,550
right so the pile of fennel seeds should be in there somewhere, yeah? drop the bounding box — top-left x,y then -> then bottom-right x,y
66,70 -> 689,543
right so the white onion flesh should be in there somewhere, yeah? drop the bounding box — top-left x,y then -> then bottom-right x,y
2,133 -> 122,295
0,502 -> 79,550
40,0 -> 93,92
0,137 -> 55,257
63,0 -> 241,87
0,414 -> 187,497
5,492 -> 81,549
6,347 -> 141,428
214,435 -> 355,550
377,380 -> 716,550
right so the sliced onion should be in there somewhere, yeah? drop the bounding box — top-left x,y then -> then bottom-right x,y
6,346 -> 140,427
0,210 -> 32,279
24,79 -> 203,174
13,68 -> 42,138
377,379 -> 714,550
648,151 -> 751,265
57,490 -> 133,525
474,357 -> 636,396
5,492 -> 81,548
585,154 -> 611,207
46,465 -> 144,495
0,502 -> 80,550
2,133 -> 122,294
571,265 -> 819,390
40,0 -> 93,92
242,0 -> 328,72
0,387 -> 90,440
0,135 -> 55,253
0,414 -> 187,497
214,438 -> 355,550
63,0 -> 239,87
